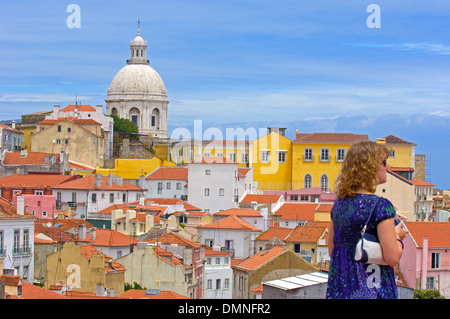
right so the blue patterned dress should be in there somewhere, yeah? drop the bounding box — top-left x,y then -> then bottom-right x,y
326,194 -> 398,299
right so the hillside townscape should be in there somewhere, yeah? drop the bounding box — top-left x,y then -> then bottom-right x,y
0,25 -> 449,301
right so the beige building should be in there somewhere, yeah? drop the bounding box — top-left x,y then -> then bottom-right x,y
31,118 -> 105,168
46,242 -> 126,295
116,244 -> 189,297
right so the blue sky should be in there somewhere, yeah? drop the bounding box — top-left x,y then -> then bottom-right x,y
1,1 -> 450,188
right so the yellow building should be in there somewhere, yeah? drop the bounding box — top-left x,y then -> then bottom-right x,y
251,130 -> 293,190
95,157 -> 176,180
201,140 -> 250,168
46,242 -> 126,294
291,132 -> 369,192
376,135 -> 417,180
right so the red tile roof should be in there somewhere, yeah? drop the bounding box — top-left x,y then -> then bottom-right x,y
213,208 -> 262,218
197,215 -> 261,232
80,244 -> 127,272
286,222 -> 328,243
255,227 -> 293,241
52,175 -> 142,191
61,104 -> 96,112
2,152 -> 61,165
273,203 -> 318,221
405,222 -> 450,248
240,194 -> 283,204
145,167 -> 188,180
153,232 -> 201,248
83,228 -> 139,247
293,132 -> 369,144
383,135 -> 417,146
0,197 -> 35,220
20,282 -> 67,299
233,246 -> 287,270
0,174 -> 78,189
38,117 -> 101,126
412,177 -> 435,187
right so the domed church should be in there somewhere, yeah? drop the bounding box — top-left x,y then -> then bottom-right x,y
106,28 -> 169,138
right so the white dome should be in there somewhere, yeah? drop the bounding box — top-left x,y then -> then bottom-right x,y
107,64 -> 167,95
132,35 -> 146,45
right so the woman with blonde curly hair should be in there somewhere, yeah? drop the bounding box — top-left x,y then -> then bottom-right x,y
326,141 -> 408,299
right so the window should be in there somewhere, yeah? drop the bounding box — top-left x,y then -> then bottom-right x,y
290,195 -> 298,201
260,150 -> 270,163
278,151 -> 287,163
176,183 -> 182,190
23,229 -> 29,254
71,192 -> 77,202
206,258 -> 211,265
216,279 -> 221,290
216,257 -> 220,265
166,182 -> 171,190
13,230 -> 20,254
56,139 -> 61,145
320,174 -> 329,192
67,127 -> 71,133
207,279 -> 212,290
304,148 -> 313,161
390,150 -> 396,158
241,152 -> 249,163
204,188 -> 210,196
337,148 -> 346,162
229,153 -> 236,162
57,125 -> 62,132
224,278 -> 230,289
35,190 -> 44,195
205,170 -> 211,175
320,148 -> 330,162
426,277 -> 435,290
219,188 -> 225,196
109,193 -> 114,203
294,243 -> 301,253
122,193 -> 126,203
431,253 -> 440,269
216,152 -> 224,157
304,174 -> 312,189
157,182 -> 163,195
205,239 -> 213,247
92,193 -> 97,203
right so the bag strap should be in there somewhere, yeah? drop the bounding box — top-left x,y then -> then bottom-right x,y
360,197 -> 381,236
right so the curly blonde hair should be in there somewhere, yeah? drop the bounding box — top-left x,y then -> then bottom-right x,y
335,141 -> 391,199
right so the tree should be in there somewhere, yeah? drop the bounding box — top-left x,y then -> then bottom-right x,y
414,289 -> 445,299
110,114 -> 138,134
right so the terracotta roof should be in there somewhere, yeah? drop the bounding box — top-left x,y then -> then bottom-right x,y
0,174 -> 78,189
83,228 -> 139,247
80,244 -> 127,272
64,290 -> 127,299
273,203 -> 318,221
405,222 -> 450,248
0,275 -> 21,287
189,156 -> 236,164
34,223 -> 75,242
286,222 -> 328,243
36,218 -> 94,232
2,152 -> 61,166
118,289 -> 189,299
52,175 -> 142,191
233,246 -> 287,270
412,177 -> 435,187
0,197 -> 35,220
315,203 -> 333,212
255,227 -> 293,241
240,194 -> 283,204
20,282 -> 67,299
141,198 -> 202,211
204,247 -> 232,256
0,123 -> 22,134
61,104 -> 97,112
238,168 -> 251,177
145,167 -> 188,180
213,208 -> 262,218
197,215 -> 261,232
293,132 -> 369,144
383,135 -> 417,146
153,232 -> 201,248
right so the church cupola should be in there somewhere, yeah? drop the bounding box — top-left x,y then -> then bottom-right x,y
128,28 -> 148,65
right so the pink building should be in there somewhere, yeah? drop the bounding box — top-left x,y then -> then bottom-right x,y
400,222 -> 450,298
12,194 -> 56,219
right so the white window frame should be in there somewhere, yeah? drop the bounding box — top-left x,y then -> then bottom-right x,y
260,150 -> 270,163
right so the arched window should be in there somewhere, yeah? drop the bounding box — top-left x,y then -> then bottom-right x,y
304,174 -> 312,189
320,174 -> 329,192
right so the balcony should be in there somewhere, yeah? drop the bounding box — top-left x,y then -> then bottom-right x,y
12,245 -> 32,257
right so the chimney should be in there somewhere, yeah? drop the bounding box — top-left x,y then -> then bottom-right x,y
16,195 -> 24,216
107,175 -> 113,186
11,121 -> 15,129
79,224 -> 86,240
53,105 -> 60,117
94,174 -> 102,189
96,283 -> 105,296
96,105 -> 103,113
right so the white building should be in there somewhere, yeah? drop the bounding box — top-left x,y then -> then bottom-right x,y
142,166 -> 188,200
51,174 -> 144,221
187,157 -> 252,214
197,215 -> 262,259
105,28 -> 169,138
204,247 -> 233,299
0,196 -> 36,282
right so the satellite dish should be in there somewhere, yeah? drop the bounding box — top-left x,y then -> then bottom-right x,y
46,222 -> 52,227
